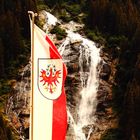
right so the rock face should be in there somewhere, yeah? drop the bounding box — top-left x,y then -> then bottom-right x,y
99,63 -> 111,81
6,64 -> 31,139
89,45 -> 119,140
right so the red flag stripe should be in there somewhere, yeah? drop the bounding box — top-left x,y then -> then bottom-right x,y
45,35 -> 67,140
45,35 -> 62,59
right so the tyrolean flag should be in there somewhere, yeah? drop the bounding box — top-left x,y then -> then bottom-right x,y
29,18 -> 67,140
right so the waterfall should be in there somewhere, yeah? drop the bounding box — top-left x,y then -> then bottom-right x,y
59,31 -> 101,139
77,39 -> 101,140
43,11 -> 102,138
78,39 -> 100,126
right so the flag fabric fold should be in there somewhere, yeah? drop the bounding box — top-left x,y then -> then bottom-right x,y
30,22 -> 67,140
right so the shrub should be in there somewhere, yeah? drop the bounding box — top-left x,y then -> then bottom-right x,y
50,26 -> 67,40
107,35 -> 128,48
64,4 -> 81,16
0,80 -> 11,96
58,3 -> 83,22
85,29 -> 105,44
59,9 -> 73,22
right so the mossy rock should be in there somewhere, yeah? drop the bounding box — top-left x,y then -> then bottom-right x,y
58,3 -> 83,22
85,29 -> 105,44
59,10 -> 73,22
50,25 -> 67,40
64,4 -> 81,16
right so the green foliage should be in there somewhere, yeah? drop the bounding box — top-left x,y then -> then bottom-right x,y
44,0 -> 85,8
62,3 -> 85,22
37,0 -> 49,11
37,4 -> 49,11
85,29 -> 106,44
59,9 -> 73,22
50,25 -> 67,40
0,80 -> 11,96
64,4 -> 81,16
44,1 -> 86,22
112,62 -> 134,113
107,35 -> 128,48
101,128 -> 123,140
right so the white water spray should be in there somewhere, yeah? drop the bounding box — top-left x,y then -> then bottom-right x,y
58,29 -> 101,139
76,39 -> 100,140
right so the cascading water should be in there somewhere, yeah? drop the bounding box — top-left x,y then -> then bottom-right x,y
77,39 -> 101,140
58,30 -> 101,140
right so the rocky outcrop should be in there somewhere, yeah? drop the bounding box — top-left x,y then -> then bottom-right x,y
88,45 -> 119,140
5,64 -> 31,139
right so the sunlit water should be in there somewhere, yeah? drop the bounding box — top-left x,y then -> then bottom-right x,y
59,30 -> 101,140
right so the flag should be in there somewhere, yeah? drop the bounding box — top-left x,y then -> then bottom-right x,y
30,21 -> 67,140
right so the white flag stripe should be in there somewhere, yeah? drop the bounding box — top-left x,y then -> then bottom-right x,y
34,25 -> 50,56
32,25 -> 53,140
35,24 -> 61,59
34,24 -> 46,38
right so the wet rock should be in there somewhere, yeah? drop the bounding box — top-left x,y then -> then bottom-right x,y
106,93 -> 113,101
10,112 -> 22,129
67,63 -> 80,73
66,74 -> 81,85
98,81 -> 111,95
105,107 -> 113,115
67,55 -> 79,62
82,124 -> 94,135
97,91 -> 108,103
62,49 -> 75,57
71,44 -> 82,52
100,63 -> 111,81
24,128 -> 29,139
21,117 -> 30,129
96,102 -> 107,112
20,109 -> 30,116
70,39 -> 83,45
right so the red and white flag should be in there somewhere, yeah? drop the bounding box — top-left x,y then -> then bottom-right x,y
30,22 -> 67,140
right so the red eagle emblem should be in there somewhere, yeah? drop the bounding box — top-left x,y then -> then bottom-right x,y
40,65 -> 61,93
